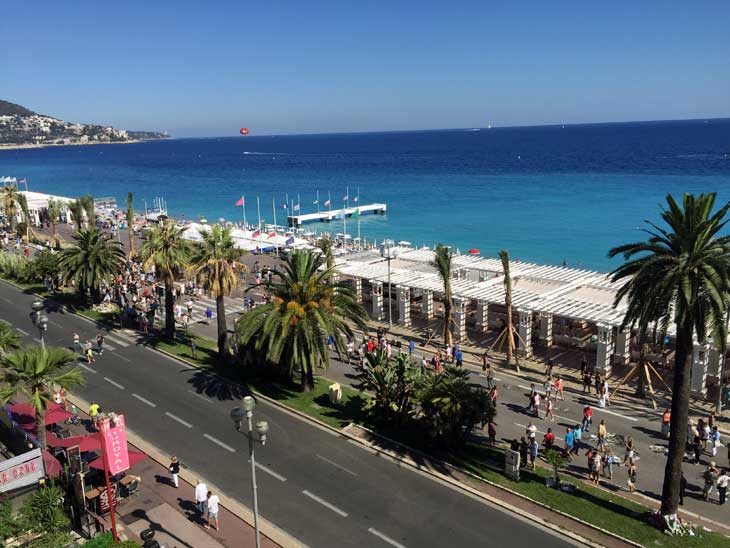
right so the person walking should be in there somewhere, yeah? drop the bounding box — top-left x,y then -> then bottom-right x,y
519,437 -> 529,468
702,462 -> 720,501
623,436 -> 635,465
627,460 -> 637,493
565,427 -> 575,461
572,423 -> 583,453
72,331 -> 82,354
661,408 -> 671,438
205,490 -> 220,530
545,396 -> 555,421
554,376 -> 565,401
533,391 -> 541,419
582,405 -> 593,433
169,456 -> 180,488
543,428 -> 556,451
603,448 -> 615,480
717,469 -> 729,505
526,384 -> 537,413
597,419 -> 608,451
710,426 -> 721,457
195,480 -> 208,514
205,306 -> 213,325
96,331 -> 105,355
487,421 -> 497,446
529,438 -> 539,471
85,341 -> 96,364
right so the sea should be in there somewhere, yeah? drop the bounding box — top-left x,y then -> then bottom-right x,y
2,119 -> 729,272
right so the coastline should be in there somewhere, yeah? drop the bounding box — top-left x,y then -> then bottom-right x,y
0,137 -> 169,151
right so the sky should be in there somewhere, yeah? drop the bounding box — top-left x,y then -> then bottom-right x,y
2,1 -> 729,137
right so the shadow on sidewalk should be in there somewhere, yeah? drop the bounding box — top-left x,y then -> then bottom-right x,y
129,508 -> 196,548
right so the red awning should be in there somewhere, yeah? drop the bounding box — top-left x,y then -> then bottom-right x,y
10,402 -> 72,431
47,433 -> 102,452
468,248 -> 480,255
42,450 -> 63,478
88,451 -> 146,471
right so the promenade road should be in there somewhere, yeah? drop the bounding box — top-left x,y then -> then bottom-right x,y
0,280 -> 576,548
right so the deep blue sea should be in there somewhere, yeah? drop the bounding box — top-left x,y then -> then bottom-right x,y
2,119 -> 729,271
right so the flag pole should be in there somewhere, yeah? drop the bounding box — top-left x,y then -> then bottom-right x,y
242,195 -> 247,228
344,185 -> 348,248
316,190 -> 320,213
357,187 -> 361,250
257,196 -> 261,232
273,196 -> 277,229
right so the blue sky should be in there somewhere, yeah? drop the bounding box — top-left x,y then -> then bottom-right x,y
3,1 -> 729,136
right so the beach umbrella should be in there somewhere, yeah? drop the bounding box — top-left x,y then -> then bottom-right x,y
47,433 -> 102,452
10,402 -> 72,431
88,450 -> 147,471
468,248 -> 480,255
42,450 -> 63,478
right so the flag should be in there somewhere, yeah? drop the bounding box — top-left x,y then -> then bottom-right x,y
293,204 -> 300,212
235,196 -> 245,206
324,199 -> 331,207
18,178 -> 26,184
285,236 -> 295,245
268,230 -> 277,237
353,196 -> 358,202
313,199 -> 319,205
281,203 -> 287,209
343,194 -> 349,201
252,230 -> 261,238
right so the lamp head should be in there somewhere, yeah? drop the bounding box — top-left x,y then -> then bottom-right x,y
230,406 -> 245,431
242,395 -> 256,412
31,300 -> 44,313
38,314 -> 48,330
256,420 -> 269,445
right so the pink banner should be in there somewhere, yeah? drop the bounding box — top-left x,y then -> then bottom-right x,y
100,415 -> 130,475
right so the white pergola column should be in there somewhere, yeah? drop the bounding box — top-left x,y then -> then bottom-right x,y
613,327 -> 630,366
517,308 -> 533,356
476,300 -> 489,332
371,280 -> 384,321
422,290 -> 434,320
353,277 -> 362,303
691,338 -> 711,397
453,297 -> 466,342
538,312 -> 553,347
595,323 -> 614,375
396,285 -> 411,327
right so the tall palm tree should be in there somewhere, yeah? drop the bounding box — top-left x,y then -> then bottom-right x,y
140,221 -> 190,339
316,236 -> 335,283
79,195 -> 95,229
1,184 -> 19,233
0,346 -> 84,450
431,244 -> 453,345
68,199 -> 85,231
16,193 -> 32,243
126,192 -> 136,257
0,320 -> 21,356
499,249 -> 519,371
609,193 -> 730,518
236,250 -> 367,391
189,226 -> 241,358
58,228 -> 125,302
46,198 -> 63,246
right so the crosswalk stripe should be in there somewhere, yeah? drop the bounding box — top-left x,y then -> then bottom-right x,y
104,335 -> 129,348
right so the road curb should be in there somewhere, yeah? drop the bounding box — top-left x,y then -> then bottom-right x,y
64,392 -> 306,548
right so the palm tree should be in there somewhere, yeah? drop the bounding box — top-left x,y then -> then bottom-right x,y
236,250 -> 367,391
1,184 -> 19,233
0,346 -> 84,449
46,198 -> 63,246
431,244 -> 453,345
609,193 -> 730,518
68,199 -> 85,231
189,226 -> 241,358
16,193 -> 32,243
58,228 -> 125,302
0,320 -> 21,356
126,192 -> 136,257
492,249 -> 520,371
79,195 -> 95,228
140,221 -> 190,339
316,236 -> 335,283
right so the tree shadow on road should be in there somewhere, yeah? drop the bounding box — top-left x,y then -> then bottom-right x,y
187,369 -> 250,401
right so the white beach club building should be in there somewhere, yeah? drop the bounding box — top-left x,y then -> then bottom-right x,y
335,247 -> 722,397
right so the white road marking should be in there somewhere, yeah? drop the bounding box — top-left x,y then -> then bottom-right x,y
596,407 -> 638,422
255,462 -> 287,482
115,354 -> 131,363
165,412 -> 193,429
104,377 -> 125,390
102,343 -> 116,351
188,390 -> 212,403
302,490 -> 348,517
132,393 -> 157,408
369,527 -> 407,548
203,434 -> 236,453
16,327 -> 29,336
105,335 -> 129,347
1,296 -> 13,304
77,363 -> 97,374
316,454 -> 358,476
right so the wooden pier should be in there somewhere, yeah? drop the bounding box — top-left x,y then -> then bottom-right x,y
287,203 -> 387,227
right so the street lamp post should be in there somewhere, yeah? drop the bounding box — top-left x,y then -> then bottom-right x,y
231,396 -> 269,548
30,301 -> 48,349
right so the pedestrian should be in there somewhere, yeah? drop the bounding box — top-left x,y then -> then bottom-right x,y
603,448 -> 614,480
96,331 -> 105,355
693,432 -> 702,465
519,437 -> 529,467
582,371 -> 592,393
546,357 -> 554,379
533,391 -> 541,418
661,408 -> 671,438
554,376 -> 565,401
580,355 -> 588,377
710,426 -> 721,457
572,423 -> 583,453
565,427 -> 575,460
530,438 -> 539,470
195,480 -> 208,514
623,436 -> 635,465
545,396 -> 555,421
597,419 -> 608,451
582,405 -> 593,433
526,422 -> 537,442
455,349 -> 463,368
409,340 -> 415,355
601,379 -> 611,406
205,306 -> 213,325
169,456 -> 180,488
482,351 -> 489,375
72,331 -> 81,353
205,490 -> 220,530
717,468 -> 729,505
702,462 -> 720,501
527,383 -> 537,412
627,460 -> 637,493
543,428 -> 556,451
487,421 -> 497,446
85,342 -> 95,363
489,386 -> 499,405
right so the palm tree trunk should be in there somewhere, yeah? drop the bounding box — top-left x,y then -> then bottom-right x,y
164,280 -> 175,340
505,302 -> 514,364
216,294 -> 227,359
36,409 -> 47,450
660,319 -> 692,516
443,297 -> 453,345
50,220 -> 57,245
128,228 -> 135,257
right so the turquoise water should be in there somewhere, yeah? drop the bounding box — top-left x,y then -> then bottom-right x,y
2,119 -> 729,271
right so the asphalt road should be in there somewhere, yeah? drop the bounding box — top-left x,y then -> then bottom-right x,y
0,280 -> 576,548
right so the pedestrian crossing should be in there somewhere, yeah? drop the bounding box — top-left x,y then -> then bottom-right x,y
175,295 -> 248,319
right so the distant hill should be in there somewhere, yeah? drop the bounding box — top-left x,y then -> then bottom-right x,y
0,99 -> 169,147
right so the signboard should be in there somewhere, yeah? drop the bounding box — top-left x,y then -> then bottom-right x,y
0,448 -> 45,493
504,449 -> 521,481
99,415 -> 129,475
98,482 -> 118,514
